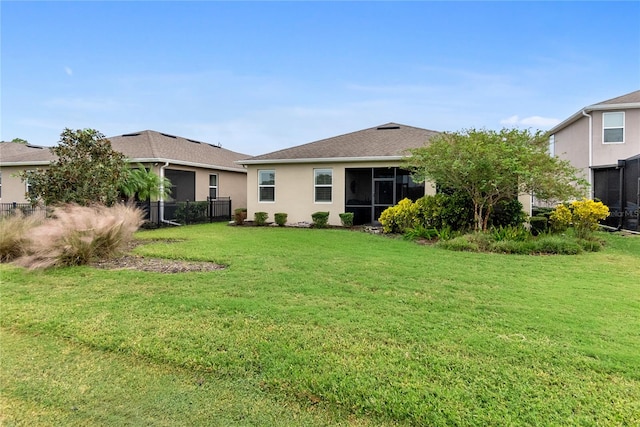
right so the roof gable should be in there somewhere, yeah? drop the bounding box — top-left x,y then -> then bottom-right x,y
240,123 -> 440,164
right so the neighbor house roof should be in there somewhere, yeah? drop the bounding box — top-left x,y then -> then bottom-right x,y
0,142 -> 57,166
238,123 -> 440,165
549,89 -> 640,135
1,130 -> 249,173
108,130 -> 248,173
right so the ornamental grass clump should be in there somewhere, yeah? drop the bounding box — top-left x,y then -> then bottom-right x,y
14,203 -> 143,270
0,211 -> 43,262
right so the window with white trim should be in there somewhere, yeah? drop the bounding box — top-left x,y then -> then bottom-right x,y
603,112 -> 624,143
258,170 -> 275,202
209,174 -> 218,199
548,134 -> 555,156
314,169 -> 332,203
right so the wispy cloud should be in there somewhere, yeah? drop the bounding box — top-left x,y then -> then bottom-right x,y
500,115 -> 560,129
64,66 -> 73,76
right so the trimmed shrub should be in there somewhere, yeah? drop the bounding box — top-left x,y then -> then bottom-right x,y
0,212 -> 43,262
14,204 -> 143,270
311,211 -> 330,228
254,211 -> 269,226
339,212 -> 354,227
274,213 -> 288,227
529,216 -> 548,236
234,208 -> 247,225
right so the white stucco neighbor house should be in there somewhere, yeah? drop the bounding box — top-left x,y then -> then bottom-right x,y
1,130 -> 249,223
237,122 -> 444,226
548,90 -> 640,230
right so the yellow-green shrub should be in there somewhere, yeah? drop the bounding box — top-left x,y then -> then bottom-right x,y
379,198 -> 418,234
571,198 -> 609,238
549,199 -> 609,238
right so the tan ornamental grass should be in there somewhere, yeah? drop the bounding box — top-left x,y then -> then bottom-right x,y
14,203 -> 144,270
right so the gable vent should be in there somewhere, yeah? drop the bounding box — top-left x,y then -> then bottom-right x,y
377,125 -> 400,130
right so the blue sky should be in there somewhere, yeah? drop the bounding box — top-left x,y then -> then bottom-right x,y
2,1 -> 639,156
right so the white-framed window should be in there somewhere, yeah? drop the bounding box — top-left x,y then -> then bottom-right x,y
258,170 -> 275,202
314,168 -> 332,203
209,174 -> 218,199
0,171 -> 2,199
603,112 -> 624,144
548,134 -> 555,156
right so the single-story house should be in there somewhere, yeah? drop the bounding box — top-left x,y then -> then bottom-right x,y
238,123 -> 438,226
1,130 -> 249,222
548,90 -> 640,230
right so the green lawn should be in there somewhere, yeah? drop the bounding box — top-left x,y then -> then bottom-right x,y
1,223 -> 639,426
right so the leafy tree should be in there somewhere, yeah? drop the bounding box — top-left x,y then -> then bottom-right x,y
405,128 -> 587,231
20,128 -> 128,206
120,164 -> 172,202
11,138 -> 29,144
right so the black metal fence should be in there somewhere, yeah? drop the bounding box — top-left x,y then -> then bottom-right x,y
136,197 -> 232,226
0,202 -> 48,220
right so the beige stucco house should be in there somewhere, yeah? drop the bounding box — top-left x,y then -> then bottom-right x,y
548,90 -> 640,230
1,130 -> 248,222
237,123 -> 442,226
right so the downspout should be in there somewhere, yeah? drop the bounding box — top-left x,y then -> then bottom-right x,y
158,162 -> 173,225
582,110 -> 593,197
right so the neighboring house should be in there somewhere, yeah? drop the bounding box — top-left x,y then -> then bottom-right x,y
548,90 -> 640,230
237,123 -> 441,226
0,130 -> 249,221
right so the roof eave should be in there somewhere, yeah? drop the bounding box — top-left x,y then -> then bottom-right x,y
131,158 -> 247,173
237,156 -> 406,165
0,161 -> 52,167
549,102 -> 640,135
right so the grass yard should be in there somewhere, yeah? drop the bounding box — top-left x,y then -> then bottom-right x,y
1,223 -> 639,426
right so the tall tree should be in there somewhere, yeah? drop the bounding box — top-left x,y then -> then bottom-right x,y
405,128 -> 587,231
20,128 -> 128,206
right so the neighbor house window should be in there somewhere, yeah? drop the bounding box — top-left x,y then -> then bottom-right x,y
603,112 -> 624,143
258,170 -> 275,202
548,134 -> 555,156
314,169 -> 332,203
209,174 -> 218,199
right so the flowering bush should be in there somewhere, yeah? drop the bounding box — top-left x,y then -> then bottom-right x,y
549,199 -> 609,238
571,198 -> 609,238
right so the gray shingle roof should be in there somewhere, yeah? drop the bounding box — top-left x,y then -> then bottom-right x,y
108,130 -> 248,172
0,142 -> 56,164
239,123 -> 440,164
594,90 -> 640,106
2,130 -> 249,172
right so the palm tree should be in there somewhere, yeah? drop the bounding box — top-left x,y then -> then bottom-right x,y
120,164 -> 172,202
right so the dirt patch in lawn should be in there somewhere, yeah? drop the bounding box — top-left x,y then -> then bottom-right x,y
91,239 -> 226,273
